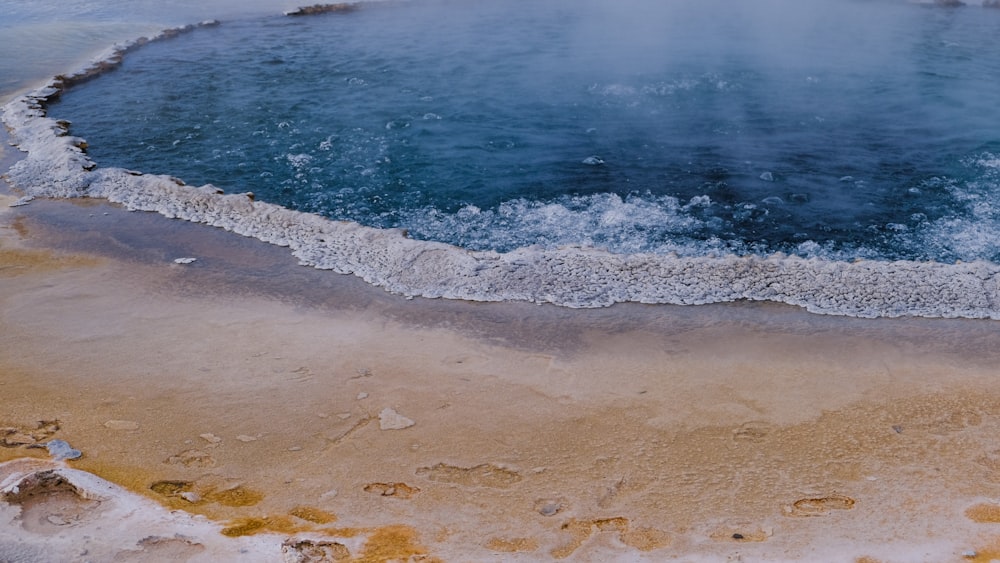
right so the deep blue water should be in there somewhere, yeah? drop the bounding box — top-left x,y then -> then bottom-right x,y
48,0 -> 1000,261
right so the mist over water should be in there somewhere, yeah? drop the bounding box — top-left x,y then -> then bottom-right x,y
39,0 -> 1000,261
0,0 -> 300,101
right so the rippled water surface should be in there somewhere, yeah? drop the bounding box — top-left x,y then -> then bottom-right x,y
46,0 -> 1000,261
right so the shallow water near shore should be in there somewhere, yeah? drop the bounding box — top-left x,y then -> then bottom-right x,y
17,187 -> 1000,360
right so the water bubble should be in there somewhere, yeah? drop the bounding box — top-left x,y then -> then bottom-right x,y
686,195 -> 712,208
286,153 -> 313,168
975,154 -> 1000,169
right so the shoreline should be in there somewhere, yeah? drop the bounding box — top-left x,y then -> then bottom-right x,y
5,149 -> 1000,559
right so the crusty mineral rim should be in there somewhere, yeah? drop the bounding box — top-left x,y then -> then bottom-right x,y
2,14 -> 1000,320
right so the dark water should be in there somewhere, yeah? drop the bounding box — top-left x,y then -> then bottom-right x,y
48,0 -> 1000,261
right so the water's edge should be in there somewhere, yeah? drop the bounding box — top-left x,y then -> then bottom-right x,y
3,12 -> 999,319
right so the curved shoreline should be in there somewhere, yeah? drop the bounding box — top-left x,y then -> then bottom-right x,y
3,15 -> 1000,319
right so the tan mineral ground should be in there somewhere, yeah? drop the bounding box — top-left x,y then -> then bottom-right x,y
3,135 -> 1000,562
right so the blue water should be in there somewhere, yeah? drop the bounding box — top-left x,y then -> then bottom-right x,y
47,0 -> 1000,261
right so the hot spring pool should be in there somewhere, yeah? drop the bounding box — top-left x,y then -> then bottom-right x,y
6,0 -> 1000,316
46,0 -> 1000,261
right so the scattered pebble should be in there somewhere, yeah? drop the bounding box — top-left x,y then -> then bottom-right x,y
9,196 -> 34,207
199,433 -> 222,444
44,439 -> 82,461
46,515 -> 68,526
173,257 -> 197,264
892,425 -> 903,433
535,499 -> 563,517
104,420 -> 139,431
288,446 -> 303,452
357,392 -> 369,400
963,551 -> 977,558
180,492 -> 201,503
235,435 -> 258,442
378,408 -> 415,430
759,171 -> 774,181
337,413 -> 352,420
582,155 -> 604,166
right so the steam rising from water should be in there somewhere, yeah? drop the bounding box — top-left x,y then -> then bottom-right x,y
0,0 -> 300,101
4,0 -> 1000,318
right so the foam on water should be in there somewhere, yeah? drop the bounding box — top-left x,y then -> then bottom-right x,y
4,1 -> 1000,318
396,193 -> 726,257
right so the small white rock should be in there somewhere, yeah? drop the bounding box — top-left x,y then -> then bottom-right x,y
356,392 -> 369,400
235,434 -> 257,442
379,408 -> 415,430
199,433 -> 222,444
174,257 -> 197,264
179,492 -> 201,503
